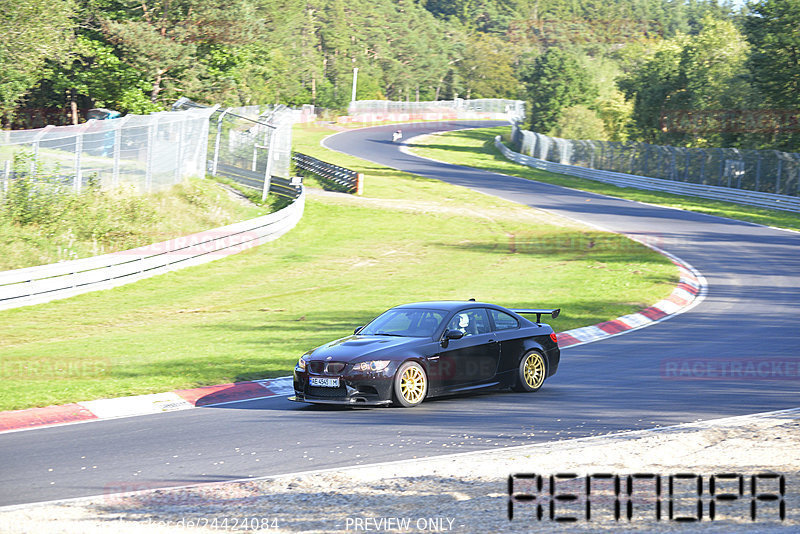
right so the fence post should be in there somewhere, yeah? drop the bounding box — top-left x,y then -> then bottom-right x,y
796,154 -> 800,196
145,115 -> 160,192
755,153 -> 762,192
699,150 -> 706,183
683,149 -> 690,182
2,160 -> 10,196
111,116 -> 128,188
775,153 -> 782,195
29,125 -> 54,177
211,108 -> 231,176
262,127 -> 275,202
175,115 -> 185,184
74,120 -> 94,193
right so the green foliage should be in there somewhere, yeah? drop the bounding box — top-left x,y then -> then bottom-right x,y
0,0 -> 75,124
550,105 -> 608,140
522,47 -> 597,134
458,33 -> 519,99
745,0 -> 800,150
620,15 -> 752,146
0,175 -> 269,270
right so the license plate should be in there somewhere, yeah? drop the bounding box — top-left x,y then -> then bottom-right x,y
309,377 -> 340,387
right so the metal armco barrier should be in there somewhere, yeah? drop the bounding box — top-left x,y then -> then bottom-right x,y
293,152 -> 363,194
214,162 -> 302,199
0,190 -> 305,311
496,137 -> 800,213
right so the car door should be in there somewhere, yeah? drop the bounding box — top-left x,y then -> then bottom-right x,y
488,308 -> 527,377
434,308 -> 500,391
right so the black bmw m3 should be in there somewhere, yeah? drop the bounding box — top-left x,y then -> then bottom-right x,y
290,301 -> 560,408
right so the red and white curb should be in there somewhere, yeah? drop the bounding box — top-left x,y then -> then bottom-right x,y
557,254 -> 706,348
0,378 -> 295,435
0,254 -> 705,435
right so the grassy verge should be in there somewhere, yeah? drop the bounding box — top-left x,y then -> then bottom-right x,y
0,124 -> 677,411
0,177 -> 273,271
405,126 -> 800,232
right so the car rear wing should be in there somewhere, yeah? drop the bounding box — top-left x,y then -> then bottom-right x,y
510,308 -> 561,323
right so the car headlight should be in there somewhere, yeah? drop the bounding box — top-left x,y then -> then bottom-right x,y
354,360 -> 391,372
297,357 -> 307,371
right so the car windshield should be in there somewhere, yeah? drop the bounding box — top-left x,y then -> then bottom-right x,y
360,308 -> 447,338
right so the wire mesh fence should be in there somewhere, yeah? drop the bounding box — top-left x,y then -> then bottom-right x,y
0,108 -> 216,195
346,98 -> 525,123
172,99 -> 295,200
511,123 -> 800,197
0,100 -> 296,203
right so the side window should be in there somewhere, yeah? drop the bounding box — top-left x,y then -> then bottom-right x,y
447,308 -> 491,336
490,309 -> 519,331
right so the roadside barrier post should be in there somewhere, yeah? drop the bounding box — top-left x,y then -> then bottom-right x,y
356,173 -> 364,195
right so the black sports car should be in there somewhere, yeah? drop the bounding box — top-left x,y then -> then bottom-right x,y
290,301 -> 560,407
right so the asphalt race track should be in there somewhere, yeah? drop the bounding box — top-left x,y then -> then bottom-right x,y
1,121 -> 799,508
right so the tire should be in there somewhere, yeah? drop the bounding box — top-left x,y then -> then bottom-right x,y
393,361 -> 428,407
514,350 -> 547,392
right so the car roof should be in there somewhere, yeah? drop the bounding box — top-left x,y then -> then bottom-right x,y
392,301 -> 503,312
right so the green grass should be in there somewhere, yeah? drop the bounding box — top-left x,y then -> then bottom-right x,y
405,126 -> 800,232
0,123 -> 678,411
0,177 -> 272,271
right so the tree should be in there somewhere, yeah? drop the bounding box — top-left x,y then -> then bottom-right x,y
617,38 -> 684,142
100,0 -> 262,106
620,15 -> 751,146
521,47 -> 597,134
745,0 -> 800,149
551,105 -> 608,140
0,0 -> 75,124
457,33 -> 518,99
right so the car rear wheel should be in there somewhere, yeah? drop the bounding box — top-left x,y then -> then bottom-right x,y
514,350 -> 547,392
393,361 -> 427,407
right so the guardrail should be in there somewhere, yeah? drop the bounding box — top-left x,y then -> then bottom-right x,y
293,152 -> 363,194
0,190 -> 305,311
215,162 -> 303,199
496,137 -> 800,213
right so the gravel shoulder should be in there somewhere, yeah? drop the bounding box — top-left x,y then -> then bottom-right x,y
1,408 -> 797,533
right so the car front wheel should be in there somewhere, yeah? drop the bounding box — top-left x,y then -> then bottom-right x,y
514,350 -> 547,392
393,361 -> 428,407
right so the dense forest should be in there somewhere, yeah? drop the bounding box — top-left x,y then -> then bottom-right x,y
1,0 -> 798,150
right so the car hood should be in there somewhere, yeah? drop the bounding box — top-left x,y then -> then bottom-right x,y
306,335 -> 423,362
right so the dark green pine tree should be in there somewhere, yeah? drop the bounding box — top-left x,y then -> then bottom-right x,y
522,47 -> 597,134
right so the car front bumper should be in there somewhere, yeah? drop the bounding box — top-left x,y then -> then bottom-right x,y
292,367 -> 395,406
288,395 -> 392,406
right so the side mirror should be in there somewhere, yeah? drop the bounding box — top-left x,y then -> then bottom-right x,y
445,329 -> 464,340
354,326 -> 364,335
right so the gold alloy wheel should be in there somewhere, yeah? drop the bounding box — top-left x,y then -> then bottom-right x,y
399,365 -> 426,405
523,352 -> 546,389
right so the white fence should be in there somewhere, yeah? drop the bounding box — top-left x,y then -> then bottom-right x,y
0,190 -> 305,311
511,123 -> 800,199
0,108 -> 216,193
343,98 -> 524,124
497,137 -> 800,213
